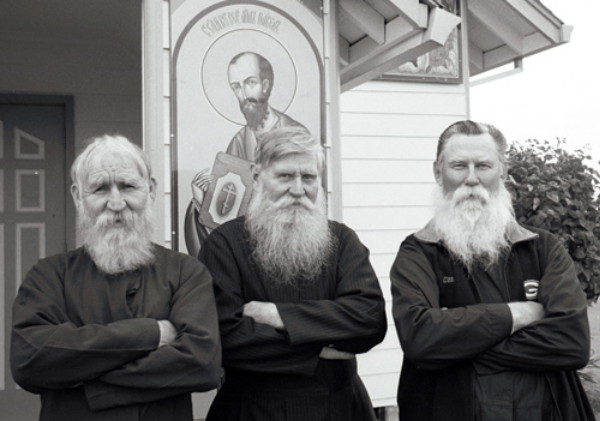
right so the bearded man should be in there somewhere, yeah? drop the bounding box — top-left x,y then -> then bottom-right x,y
390,120 -> 593,421
10,135 -> 221,421
199,126 -> 387,420
225,51 -> 306,162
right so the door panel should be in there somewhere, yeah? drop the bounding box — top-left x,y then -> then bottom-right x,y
0,101 -> 68,420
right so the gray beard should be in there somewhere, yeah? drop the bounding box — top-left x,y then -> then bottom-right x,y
245,186 -> 332,286
432,183 -> 516,270
78,205 -> 155,275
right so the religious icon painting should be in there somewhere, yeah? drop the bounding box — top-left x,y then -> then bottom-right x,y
198,152 -> 253,231
171,0 -> 325,255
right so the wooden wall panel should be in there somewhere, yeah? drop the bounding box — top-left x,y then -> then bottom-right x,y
342,159 -> 434,183
343,183 -> 436,206
355,229 -> 414,253
342,89 -> 467,115
341,112 -> 463,137
343,206 -> 434,230
359,348 -> 403,375
361,372 -> 401,407
345,79 -> 468,408
341,136 -> 437,159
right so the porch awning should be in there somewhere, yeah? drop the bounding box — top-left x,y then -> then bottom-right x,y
466,0 -> 572,76
336,0 -> 571,89
337,0 -> 461,91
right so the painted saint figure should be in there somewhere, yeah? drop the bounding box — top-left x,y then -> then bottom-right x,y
186,51 -> 307,255
224,51 -> 306,162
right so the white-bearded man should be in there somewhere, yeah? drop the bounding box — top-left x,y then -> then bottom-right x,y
11,135 -> 222,421
199,126 -> 387,420
390,120 -> 594,421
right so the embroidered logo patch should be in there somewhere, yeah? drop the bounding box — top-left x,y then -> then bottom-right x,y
442,276 -> 455,284
523,279 -> 540,300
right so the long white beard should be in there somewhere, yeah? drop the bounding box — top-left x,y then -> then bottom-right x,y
432,183 -> 516,270
245,186 -> 332,286
78,205 -> 155,275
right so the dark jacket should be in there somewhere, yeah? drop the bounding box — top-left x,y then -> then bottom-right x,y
391,222 -> 593,421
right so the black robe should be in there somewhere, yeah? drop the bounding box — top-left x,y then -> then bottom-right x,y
200,217 -> 387,421
11,245 -> 222,421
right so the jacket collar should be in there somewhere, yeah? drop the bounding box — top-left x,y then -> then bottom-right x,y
415,220 -> 538,245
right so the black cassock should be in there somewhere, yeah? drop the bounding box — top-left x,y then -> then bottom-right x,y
200,217 -> 387,421
11,245 -> 221,421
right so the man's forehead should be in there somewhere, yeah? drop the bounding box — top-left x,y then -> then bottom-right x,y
85,153 -> 144,180
229,55 -> 260,79
268,153 -> 319,170
443,133 -> 499,159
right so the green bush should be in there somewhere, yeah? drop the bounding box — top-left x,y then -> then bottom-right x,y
506,138 -> 600,302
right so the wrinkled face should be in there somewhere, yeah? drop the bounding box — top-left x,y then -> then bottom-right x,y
72,152 -> 154,226
228,54 -> 269,106
434,133 -> 504,198
254,153 -> 321,208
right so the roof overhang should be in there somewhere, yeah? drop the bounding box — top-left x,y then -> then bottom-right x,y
466,0 -> 572,76
337,0 -> 461,91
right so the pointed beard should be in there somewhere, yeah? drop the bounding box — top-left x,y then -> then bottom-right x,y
241,97 -> 269,130
78,205 -> 155,274
245,186 -> 333,286
432,183 -> 516,270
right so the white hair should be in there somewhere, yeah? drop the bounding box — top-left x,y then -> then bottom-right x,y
71,134 -> 152,191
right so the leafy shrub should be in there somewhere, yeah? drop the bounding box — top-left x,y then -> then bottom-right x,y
506,138 -> 600,302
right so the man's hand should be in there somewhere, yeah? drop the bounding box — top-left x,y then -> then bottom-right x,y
319,346 -> 355,360
243,301 -> 285,329
191,169 -> 214,210
157,320 -> 177,347
508,301 -> 544,334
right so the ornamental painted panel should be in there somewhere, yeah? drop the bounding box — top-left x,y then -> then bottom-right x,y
171,0 -> 324,254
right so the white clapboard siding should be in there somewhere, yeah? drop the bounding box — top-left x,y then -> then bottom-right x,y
370,254 -> 396,278
355,229 -> 414,253
359,347 -> 403,375
341,136 -> 437,160
344,206 -> 434,230
343,80 -> 468,407
361,372 -> 402,408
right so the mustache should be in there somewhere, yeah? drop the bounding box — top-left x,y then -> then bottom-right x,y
243,97 -> 267,107
93,209 -> 136,229
273,195 -> 316,211
450,185 -> 491,205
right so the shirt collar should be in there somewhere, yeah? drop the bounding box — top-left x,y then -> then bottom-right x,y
415,220 -> 538,245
